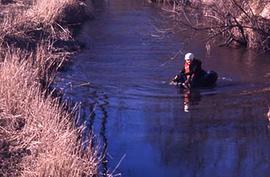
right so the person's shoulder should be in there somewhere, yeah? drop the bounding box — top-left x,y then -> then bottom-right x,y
193,58 -> 202,63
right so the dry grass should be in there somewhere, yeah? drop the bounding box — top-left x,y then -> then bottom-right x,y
0,0 -> 86,49
0,0 -> 98,176
0,46 -> 98,177
28,0 -> 77,24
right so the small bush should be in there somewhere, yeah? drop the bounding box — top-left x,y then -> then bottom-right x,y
152,0 -> 270,51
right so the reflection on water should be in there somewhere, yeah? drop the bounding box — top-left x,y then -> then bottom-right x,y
180,89 -> 201,112
143,91 -> 270,177
54,0 -> 270,176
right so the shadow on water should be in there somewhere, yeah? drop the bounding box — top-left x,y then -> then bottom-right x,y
99,94 -> 109,175
54,0 -> 270,176
76,87 -> 109,175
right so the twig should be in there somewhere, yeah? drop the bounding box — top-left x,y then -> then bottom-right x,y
159,48 -> 185,67
111,154 -> 126,176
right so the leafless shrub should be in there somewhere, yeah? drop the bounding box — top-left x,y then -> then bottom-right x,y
153,0 -> 270,51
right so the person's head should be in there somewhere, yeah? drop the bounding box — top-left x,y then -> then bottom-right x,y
184,53 -> 194,64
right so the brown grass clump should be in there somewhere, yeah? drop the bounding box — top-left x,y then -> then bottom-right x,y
0,0 -> 87,50
28,0 -> 77,24
0,47 -> 98,176
28,0 -> 88,25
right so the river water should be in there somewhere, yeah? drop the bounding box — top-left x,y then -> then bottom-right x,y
55,0 -> 270,176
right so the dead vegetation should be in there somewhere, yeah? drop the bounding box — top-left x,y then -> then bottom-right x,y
0,49 -> 98,177
151,0 -> 270,51
0,48 -> 97,176
0,0 -> 89,51
0,0 -> 98,176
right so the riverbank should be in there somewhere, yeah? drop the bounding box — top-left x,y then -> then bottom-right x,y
0,0 -> 98,176
150,0 -> 270,51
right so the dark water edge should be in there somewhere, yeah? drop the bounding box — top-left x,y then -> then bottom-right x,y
54,0 -> 270,177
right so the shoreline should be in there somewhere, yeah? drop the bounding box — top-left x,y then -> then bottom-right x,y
0,0 -> 98,176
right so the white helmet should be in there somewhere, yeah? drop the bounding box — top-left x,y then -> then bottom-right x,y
184,53 -> 194,60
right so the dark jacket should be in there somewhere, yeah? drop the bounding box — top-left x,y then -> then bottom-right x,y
181,58 -> 203,76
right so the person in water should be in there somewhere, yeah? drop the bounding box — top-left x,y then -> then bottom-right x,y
172,52 -> 206,88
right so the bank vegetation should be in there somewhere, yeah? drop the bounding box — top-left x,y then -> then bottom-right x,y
151,0 -> 270,52
0,0 -> 98,176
